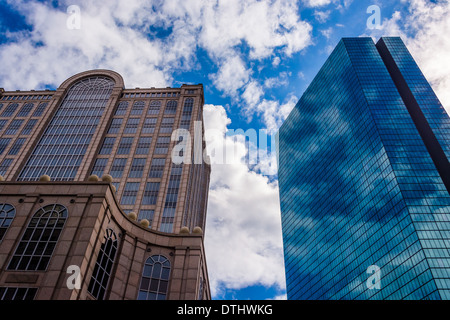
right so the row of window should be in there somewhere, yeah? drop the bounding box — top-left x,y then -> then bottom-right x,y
0,94 -> 52,101
0,203 -> 172,300
0,102 -> 47,118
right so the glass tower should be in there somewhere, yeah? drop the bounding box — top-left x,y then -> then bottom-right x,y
278,37 -> 450,300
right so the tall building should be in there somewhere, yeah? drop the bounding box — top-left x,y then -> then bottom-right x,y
0,69 -> 211,300
278,37 -> 450,300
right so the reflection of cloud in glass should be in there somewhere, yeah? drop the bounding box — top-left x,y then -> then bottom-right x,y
278,37 -> 450,300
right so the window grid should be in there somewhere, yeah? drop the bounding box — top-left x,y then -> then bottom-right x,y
1,103 -> 19,117
7,204 -> 68,271
142,182 -> 160,206
138,210 -> 154,227
8,138 -> 25,155
91,158 -> 108,177
4,119 -> 24,135
131,101 -> 145,115
87,228 -> 118,300
0,287 -> 37,300
20,119 -> 38,135
100,137 -> 116,155
160,164 -> 182,233
128,158 -> 146,178
117,137 -> 134,155
110,158 -> 127,179
0,203 -> 15,242
0,158 -> 13,176
32,102 -> 48,117
135,137 -> 152,155
17,77 -> 114,181
148,101 -> 161,115
155,136 -> 171,154
142,117 -> 157,134
17,103 -> 34,117
121,182 -> 140,205
0,138 -> 11,155
149,158 -> 166,178
137,255 -> 171,300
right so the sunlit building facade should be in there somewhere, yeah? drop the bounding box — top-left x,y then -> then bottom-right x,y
0,70 -> 211,300
278,37 -> 450,300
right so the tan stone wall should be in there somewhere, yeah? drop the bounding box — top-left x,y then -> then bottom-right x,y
0,181 -> 210,300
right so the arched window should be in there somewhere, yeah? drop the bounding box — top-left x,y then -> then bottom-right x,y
88,228 -> 118,300
137,255 -> 171,300
164,100 -> 178,114
0,204 -> 15,242
131,101 -> 145,115
18,76 -> 115,181
7,204 -> 67,271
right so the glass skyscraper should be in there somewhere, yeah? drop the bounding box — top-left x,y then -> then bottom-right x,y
278,37 -> 450,300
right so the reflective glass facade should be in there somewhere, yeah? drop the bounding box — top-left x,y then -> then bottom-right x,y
278,37 -> 450,300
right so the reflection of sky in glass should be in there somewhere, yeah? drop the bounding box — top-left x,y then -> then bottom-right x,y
278,37 -> 450,300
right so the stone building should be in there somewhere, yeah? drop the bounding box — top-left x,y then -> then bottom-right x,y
0,70 -> 211,300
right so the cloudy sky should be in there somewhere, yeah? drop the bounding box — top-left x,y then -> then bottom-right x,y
0,0 -> 449,300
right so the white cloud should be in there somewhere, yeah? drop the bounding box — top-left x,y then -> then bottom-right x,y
314,10 -> 332,23
378,0 -> 450,115
210,55 -> 251,98
203,104 -> 286,298
303,0 -> 333,8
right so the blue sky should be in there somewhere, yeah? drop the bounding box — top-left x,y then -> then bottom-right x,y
0,0 -> 449,300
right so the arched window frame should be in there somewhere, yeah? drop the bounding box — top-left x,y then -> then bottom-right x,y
0,203 -> 16,242
137,254 -> 171,300
7,204 -> 67,271
87,228 -> 118,300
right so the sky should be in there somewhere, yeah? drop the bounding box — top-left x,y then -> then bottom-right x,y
0,0 -> 449,300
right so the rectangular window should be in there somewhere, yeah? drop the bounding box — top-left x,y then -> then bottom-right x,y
91,158 -> 108,177
4,119 -> 24,135
160,164 -> 183,233
0,138 -> 11,155
32,102 -> 47,117
164,101 -> 178,114
142,118 -> 157,134
115,101 -> 129,116
8,138 -> 25,155
117,137 -> 134,154
0,158 -> 13,176
108,118 -> 123,134
124,118 -> 140,134
136,137 -> 152,155
155,137 -> 171,154
149,158 -> 166,178
142,182 -> 160,205
20,119 -> 38,135
131,101 -> 145,115
99,137 -> 116,155
0,287 -> 38,300
1,103 -> 18,117
121,182 -> 140,205
138,210 -> 154,227
128,158 -> 146,178
16,103 -> 34,117
148,101 -> 161,115
159,117 -> 174,134
0,119 -> 7,131
110,158 -> 127,178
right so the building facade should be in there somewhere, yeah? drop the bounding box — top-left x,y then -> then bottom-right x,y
0,70 -> 211,300
278,37 -> 450,300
